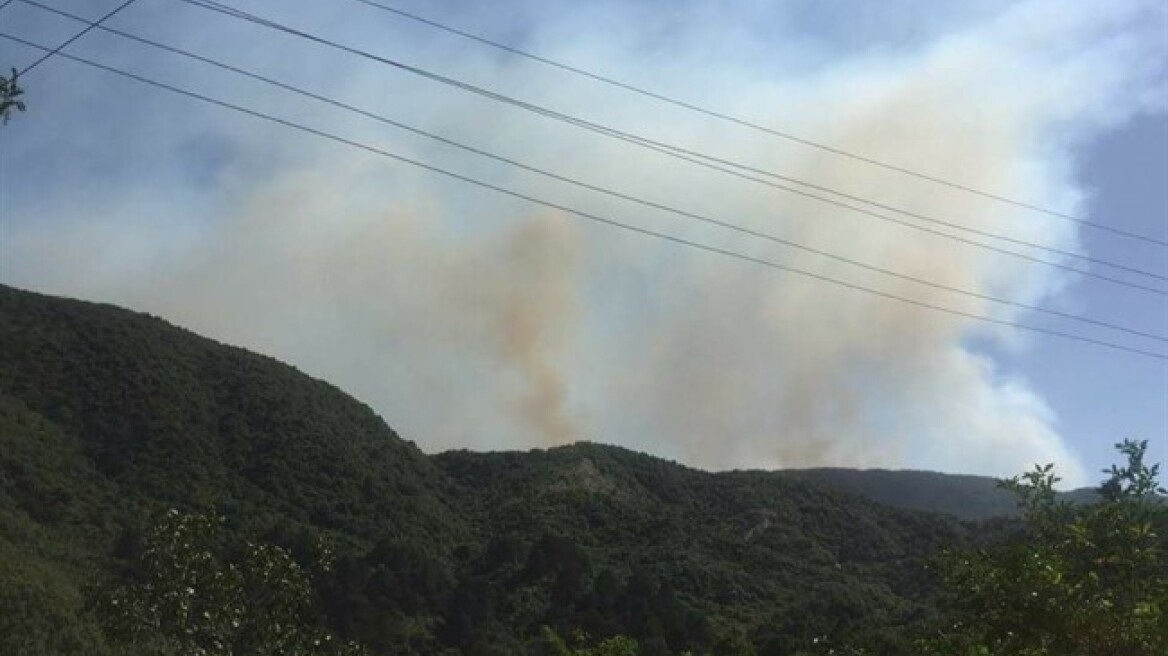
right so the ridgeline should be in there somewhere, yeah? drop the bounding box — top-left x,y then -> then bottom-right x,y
1,284 -> 1028,654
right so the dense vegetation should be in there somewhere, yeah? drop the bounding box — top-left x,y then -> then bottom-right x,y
781,469 -> 1023,521
920,441 -> 1168,655
1,284 -> 1163,654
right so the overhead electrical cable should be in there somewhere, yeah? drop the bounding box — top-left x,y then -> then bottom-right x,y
652,148 -> 1166,283
18,0 -> 1168,344
1,32 -> 1164,361
16,0 -> 137,74
588,127 -> 1167,285
341,0 -> 1168,248
171,0 -> 1168,295
182,0 -> 1166,283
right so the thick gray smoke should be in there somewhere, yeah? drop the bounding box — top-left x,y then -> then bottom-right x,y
4,0 -> 1166,483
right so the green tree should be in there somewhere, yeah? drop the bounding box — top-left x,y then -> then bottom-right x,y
1,68 -> 25,124
923,439 -> 1168,655
534,627 -> 640,656
100,509 -> 366,656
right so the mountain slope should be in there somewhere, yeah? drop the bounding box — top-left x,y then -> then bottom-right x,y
779,468 -> 1020,520
0,284 -> 465,545
779,466 -> 1109,521
1,284 -> 1008,655
432,443 -> 978,653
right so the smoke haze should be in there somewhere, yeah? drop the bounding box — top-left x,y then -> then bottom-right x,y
4,0 -> 1167,485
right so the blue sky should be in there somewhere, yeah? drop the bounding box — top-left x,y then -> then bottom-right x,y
1021,113 -> 1167,482
1,0 -> 1165,486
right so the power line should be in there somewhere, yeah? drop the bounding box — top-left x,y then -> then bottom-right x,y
661,146 -> 1166,283
186,0 -> 1168,288
342,0 -> 1168,248
19,0 -> 1168,345
584,122 -> 1168,285
183,0 -> 1167,283
17,0 -> 137,75
172,0 -> 1168,295
1,32 -> 1164,361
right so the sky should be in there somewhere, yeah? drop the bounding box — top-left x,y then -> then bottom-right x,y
1,0 -> 1165,487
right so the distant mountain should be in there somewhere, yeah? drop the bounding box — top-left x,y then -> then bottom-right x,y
777,468 -> 1104,521
778,468 -> 1019,521
1,284 -> 1032,655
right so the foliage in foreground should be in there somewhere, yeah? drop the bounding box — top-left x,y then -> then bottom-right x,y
101,509 -> 365,656
96,441 -> 1167,656
922,439 -> 1168,655
0,67 -> 25,124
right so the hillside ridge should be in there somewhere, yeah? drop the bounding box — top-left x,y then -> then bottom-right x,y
0,283 -> 1010,654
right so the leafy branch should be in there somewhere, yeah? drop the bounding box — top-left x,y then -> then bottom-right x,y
1,67 -> 25,124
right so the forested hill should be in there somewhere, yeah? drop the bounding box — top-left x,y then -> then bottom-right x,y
2,284 -> 1019,654
0,283 -> 468,651
779,467 -> 1104,521
778,468 -> 1019,520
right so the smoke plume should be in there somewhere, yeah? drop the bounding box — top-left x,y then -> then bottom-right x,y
4,0 -> 1167,484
